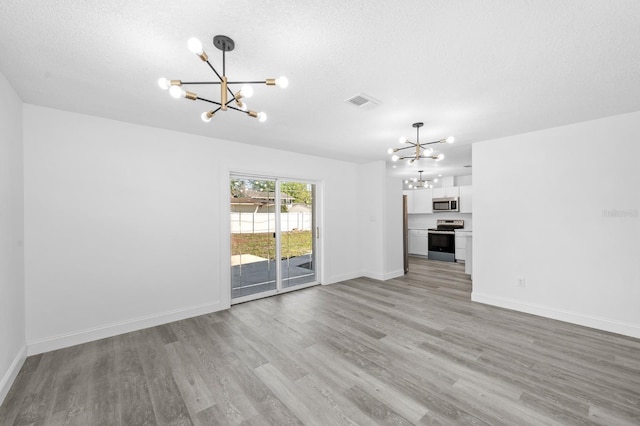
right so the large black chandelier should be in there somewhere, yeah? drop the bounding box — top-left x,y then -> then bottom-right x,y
158,35 -> 288,123
388,122 -> 454,164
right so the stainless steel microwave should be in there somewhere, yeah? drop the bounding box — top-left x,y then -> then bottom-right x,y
432,197 -> 459,212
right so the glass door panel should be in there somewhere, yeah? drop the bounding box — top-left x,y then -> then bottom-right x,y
280,181 -> 316,288
230,177 -> 277,299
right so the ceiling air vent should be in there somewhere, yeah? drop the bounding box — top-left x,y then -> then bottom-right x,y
344,93 -> 381,110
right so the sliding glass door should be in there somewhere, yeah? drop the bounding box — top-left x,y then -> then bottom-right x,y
230,175 -> 317,303
230,177 -> 277,299
280,181 -> 316,288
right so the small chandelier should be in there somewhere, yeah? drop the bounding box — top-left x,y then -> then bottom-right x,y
388,122 -> 454,164
158,35 -> 288,123
405,170 -> 437,189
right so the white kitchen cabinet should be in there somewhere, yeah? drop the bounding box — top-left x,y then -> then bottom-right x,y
408,229 -> 429,256
412,189 -> 432,213
432,187 -> 459,198
455,230 -> 472,261
403,190 -> 414,213
459,185 -> 472,213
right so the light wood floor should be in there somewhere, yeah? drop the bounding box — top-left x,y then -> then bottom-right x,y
1,257 -> 639,425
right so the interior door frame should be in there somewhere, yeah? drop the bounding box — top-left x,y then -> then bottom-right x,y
225,172 -> 322,305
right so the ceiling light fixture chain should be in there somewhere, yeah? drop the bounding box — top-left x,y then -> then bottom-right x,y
387,122 -> 454,164
158,34 -> 289,123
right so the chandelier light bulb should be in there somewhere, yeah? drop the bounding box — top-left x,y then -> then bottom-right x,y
240,85 -> 254,98
201,111 -> 213,123
399,136 -> 408,144
391,155 -> 399,162
257,112 -> 267,122
187,37 -> 204,55
436,153 -> 445,161
424,147 -> 434,156
434,178 -> 439,183
412,178 -> 418,182
275,76 -> 289,88
408,184 -> 413,188
158,78 -> 171,90
387,148 -> 394,155
169,85 -> 185,99
404,180 -> 409,184
446,136 -> 455,144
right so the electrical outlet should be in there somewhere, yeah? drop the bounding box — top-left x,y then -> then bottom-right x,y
517,277 -> 526,288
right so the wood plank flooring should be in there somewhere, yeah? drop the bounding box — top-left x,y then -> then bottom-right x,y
2,257 -> 639,425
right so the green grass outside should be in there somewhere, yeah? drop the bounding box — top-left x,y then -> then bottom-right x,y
231,230 -> 312,260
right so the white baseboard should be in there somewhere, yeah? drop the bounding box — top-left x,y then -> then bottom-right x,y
27,301 -> 228,355
363,269 -> 405,281
0,344 -> 27,406
323,268 -> 404,284
472,292 -> 640,339
323,271 -> 362,285
382,269 -> 405,281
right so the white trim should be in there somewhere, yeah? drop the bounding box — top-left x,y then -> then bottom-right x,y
0,345 -> 27,406
219,165 -> 232,309
472,292 -> 640,339
27,301 -> 226,355
362,268 -> 404,281
232,281 -> 320,305
232,288 -> 279,305
323,271 -> 362,285
362,272 -> 385,281
382,269 -> 405,281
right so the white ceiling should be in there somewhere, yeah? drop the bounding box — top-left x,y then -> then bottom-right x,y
1,1 -> 639,180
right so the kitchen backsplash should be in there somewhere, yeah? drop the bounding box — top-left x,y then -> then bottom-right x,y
408,212 -> 472,230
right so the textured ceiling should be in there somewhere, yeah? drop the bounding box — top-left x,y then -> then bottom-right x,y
1,0 -> 639,180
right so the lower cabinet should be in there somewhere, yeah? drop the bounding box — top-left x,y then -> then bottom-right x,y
455,230 -> 472,261
408,229 -> 429,256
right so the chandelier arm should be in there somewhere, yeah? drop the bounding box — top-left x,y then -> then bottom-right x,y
205,61 -> 235,104
205,60 -> 224,82
205,59 -> 238,102
181,81 -> 222,85
196,97 -> 223,106
227,80 -> 268,85
393,146 -> 415,152
421,140 -> 443,146
226,104 -> 250,113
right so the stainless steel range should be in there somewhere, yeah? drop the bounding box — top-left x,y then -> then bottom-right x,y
428,219 -> 464,262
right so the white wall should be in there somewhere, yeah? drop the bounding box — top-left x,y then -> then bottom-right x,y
357,162 -> 385,279
473,111 -> 640,338
0,72 -> 26,404
23,104 -> 362,354
383,175 -> 403,279
356,162 -> 404,281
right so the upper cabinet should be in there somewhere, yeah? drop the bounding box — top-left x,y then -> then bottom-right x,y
459,185 -> 472,213
404,189 -> 432,214
412,189 -> 433,214
432,187 -> 459,198
403,190 -> 414,213
405,185 -> 472,214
